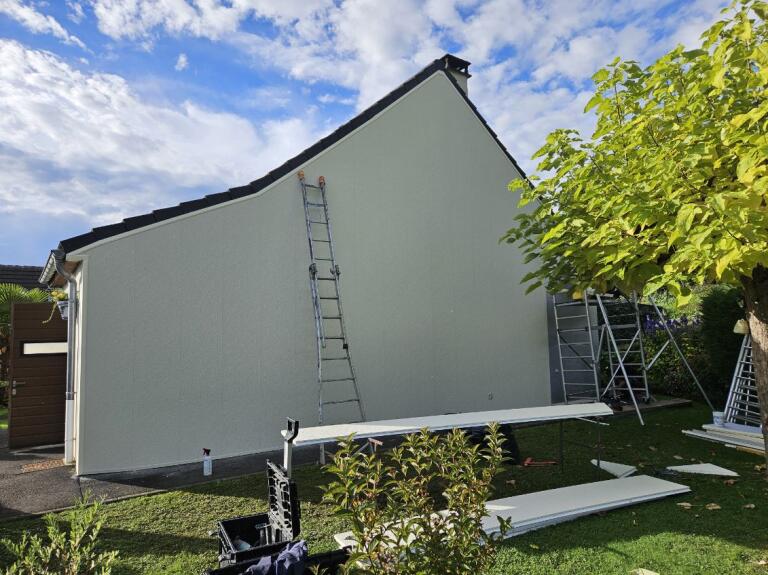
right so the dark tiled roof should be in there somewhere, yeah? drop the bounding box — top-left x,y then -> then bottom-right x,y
0,265 -> 46,290
56,54 -> 527,255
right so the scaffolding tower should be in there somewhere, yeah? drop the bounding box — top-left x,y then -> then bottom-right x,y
553,290 -> 713,424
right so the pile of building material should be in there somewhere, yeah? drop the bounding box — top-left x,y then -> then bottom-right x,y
682,425 -> 764,455
333,475 -> 689,548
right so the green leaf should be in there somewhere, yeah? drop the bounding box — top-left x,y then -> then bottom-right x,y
592,68 -> 610,83
584,94 -> 602,112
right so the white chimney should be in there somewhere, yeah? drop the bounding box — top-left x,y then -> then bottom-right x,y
441,54 -> 471,95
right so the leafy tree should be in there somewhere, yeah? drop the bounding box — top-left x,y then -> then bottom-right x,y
503,0 -> 768,471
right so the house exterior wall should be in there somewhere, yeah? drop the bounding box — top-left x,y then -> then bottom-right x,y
71,72 -> 550,475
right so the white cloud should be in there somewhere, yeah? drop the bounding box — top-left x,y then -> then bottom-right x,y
0,0 -> 86,48
0,40 -> 324,223
66,1 -> 85,24
175,52 -> 188,71
0,0 -> 734,233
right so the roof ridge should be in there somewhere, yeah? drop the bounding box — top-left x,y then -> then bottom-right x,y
0,264 -> 44,270
52,54 -> 525,259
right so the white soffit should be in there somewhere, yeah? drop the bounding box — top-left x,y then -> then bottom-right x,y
666,463 -> 739,477
591,459 -> 637,478
333,475 -> 689,547
482,475 -> 689,536
289,403 -> 613,446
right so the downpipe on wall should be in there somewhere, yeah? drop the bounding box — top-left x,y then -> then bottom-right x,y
52,249 -> 76,465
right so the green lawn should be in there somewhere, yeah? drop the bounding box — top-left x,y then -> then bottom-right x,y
1,404 -> 766,574
0,406 -> 6,430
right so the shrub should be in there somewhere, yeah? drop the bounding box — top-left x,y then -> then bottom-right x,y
1,495 -> 118,575
643,327 -> 715,401
699,285 -> 744,402
323,424 -> 509,575
641,285 -> 744,406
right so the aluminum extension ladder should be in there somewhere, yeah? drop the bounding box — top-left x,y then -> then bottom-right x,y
298,171 -> 365,436
724,335 -> 761,429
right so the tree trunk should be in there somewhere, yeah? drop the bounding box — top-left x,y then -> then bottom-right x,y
742,265 -> 768,477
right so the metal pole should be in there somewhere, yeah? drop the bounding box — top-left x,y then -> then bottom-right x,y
648,297 -> 714,411
596,295 -> 645,425
283,419 -> 299,477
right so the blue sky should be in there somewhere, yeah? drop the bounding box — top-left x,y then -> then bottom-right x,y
0,0 -> 727,266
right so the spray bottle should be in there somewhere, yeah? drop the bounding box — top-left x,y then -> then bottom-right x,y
203,448 -> 212,476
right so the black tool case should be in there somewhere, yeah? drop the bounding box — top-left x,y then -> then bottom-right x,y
203,548 -> 349,575
215,460 -> 301,566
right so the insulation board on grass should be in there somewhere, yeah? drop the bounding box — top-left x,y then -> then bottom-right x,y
591,459 -> 637,478
481,475 -> 689,536
665,463 -> 738,477
333,475 -> 688,548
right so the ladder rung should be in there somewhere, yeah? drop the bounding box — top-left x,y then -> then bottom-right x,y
323,316 -> 342,319
325,336 -> 346,340
317,277 -> 336,281
309,220 -> 328,225
324,399 -> 359,406
555,301 -> 588,307
557,314 -> 589,320
322,357 -> 348,361
322,378 -> 355,383
562,369 -> 594,372
320,296 -> 339,300
315,257 -> 333,261
311,239 -> 331,243
306,201 -> 325,207
558,328 -> 589,333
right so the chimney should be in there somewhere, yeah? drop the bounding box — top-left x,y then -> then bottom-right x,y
441,54 -> 471,95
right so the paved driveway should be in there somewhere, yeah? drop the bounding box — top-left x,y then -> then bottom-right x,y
0,428 -> 317,519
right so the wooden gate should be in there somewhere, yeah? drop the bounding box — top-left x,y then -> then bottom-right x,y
8,303 -> 67,449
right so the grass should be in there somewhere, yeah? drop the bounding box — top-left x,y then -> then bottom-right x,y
0,406 -> 6,430
0,404 -> 766,574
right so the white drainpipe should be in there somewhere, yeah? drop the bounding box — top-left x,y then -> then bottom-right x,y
52,250 -> 76,465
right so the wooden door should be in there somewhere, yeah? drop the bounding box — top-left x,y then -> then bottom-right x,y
8,303 -> 67,449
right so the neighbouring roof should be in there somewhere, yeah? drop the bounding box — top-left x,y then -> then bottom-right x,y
0,264 -> 46,290
44,53 -> 526,281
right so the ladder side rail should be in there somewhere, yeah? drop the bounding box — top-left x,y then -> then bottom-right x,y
631,291 -> 652,401
300,177 -> 326,346
596,295 -> 645,425
552,295 -> 571,403
648,296 -> 714,411
584,293 -> 601,401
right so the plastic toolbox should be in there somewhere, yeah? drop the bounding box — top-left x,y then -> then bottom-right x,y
216,460 -> 301,566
